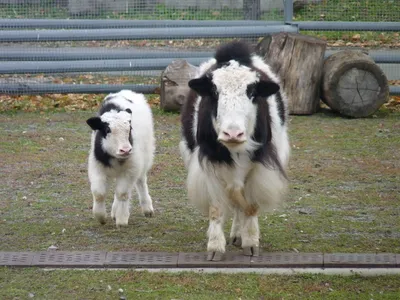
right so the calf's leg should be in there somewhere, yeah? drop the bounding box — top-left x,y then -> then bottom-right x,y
112,176 -> 132,227
89,173 -> 108,225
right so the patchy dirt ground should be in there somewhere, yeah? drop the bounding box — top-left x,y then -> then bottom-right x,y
0,107 -> 399,253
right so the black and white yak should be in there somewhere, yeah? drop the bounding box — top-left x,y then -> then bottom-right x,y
179,41 -> 290,261
86,90 -> 155,227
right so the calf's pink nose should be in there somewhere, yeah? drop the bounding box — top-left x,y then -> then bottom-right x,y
118,146 -> 132,155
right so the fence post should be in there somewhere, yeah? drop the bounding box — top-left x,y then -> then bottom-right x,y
284,0 -> 294,23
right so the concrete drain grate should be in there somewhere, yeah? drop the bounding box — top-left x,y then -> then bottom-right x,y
250,253 -> 323,268
0,252 -> 34,267
31,251 -> 107,268
105,252 -> 178,268
0,251 -> 398,268
177,252 -> 251,268
324,253 -> 397,268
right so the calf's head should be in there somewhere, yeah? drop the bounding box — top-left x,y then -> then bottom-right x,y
86,109 -> 133,159
189,60 -> 279,152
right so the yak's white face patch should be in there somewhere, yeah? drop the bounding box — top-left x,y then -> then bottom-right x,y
211,61 -> 259,152
101,110 -> 132,159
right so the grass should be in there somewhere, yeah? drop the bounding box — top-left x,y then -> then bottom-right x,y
294,0 -> 400,22
0,106 -> 399,298
1,268 -> 400,299
0,107 -> 399,253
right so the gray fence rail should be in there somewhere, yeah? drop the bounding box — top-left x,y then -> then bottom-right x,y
0,25 -> 297,42
0,48 -> 398,63
0,0 -> 398,96
1,83 -> 398,96
0,19 -> 283,29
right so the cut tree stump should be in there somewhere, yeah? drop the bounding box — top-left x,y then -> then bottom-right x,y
321,50 -> 389,118
160,59 -> 198,112
256,32 -> 327,115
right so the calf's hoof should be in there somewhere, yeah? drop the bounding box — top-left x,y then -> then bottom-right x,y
243,246 -> 259,257
94,213 -> 106,225
115,221 -> 129,228
207,251 -> 224,261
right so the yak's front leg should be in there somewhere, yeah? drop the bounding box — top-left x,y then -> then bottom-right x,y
207,205 -> 226,261
135,175 -> 154,217
229,207 -> 242,247
241,204 -> 260,257
111,176 -> 132,227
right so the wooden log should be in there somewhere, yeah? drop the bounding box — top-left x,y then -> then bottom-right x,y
256,32 -> 327,115
321,50 -> 389,118
160,59 -> 198,112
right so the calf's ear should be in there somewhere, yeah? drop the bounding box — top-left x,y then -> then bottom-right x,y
86,117 -> 104,131
256,81 -> 280,98
188,76 -> 213,97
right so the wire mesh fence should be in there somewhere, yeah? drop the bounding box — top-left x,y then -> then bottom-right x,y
0,0 -> 398,96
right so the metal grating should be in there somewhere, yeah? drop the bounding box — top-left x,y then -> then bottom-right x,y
177,252 -> 251,268
324,253 -> 397,268
250,253 -> 324,268
0,252 -> 34,267
0,252 -> 399,268
31,251 -> 106,268
105,252 -> 178,268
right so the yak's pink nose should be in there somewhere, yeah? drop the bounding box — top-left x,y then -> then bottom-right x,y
118,146 -> 132,156
219,129 -> 246,144
222,130 -> 244,140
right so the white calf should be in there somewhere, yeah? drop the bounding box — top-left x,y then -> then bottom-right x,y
86,90 -> 155,227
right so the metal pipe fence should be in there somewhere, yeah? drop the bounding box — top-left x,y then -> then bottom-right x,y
0,0 -> 398,95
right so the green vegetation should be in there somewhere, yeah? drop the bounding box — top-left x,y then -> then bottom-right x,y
294,0 -> 400,22
1,108 -> 399,253
1,268 -> 400,299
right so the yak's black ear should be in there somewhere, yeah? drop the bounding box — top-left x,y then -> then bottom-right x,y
256,81 -> 280,98
86,117 -> 104,131
188,76 -> 214,97
125,108 -> 132,114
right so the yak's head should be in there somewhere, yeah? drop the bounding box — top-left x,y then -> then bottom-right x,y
189,60 -> 279,153
87,108 -> 133,159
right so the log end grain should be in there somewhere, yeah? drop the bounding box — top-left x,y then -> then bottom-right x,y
321,50 -> 389,118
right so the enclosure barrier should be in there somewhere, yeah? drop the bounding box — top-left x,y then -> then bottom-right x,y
0,19 -> 283,29
0,25 -> 297,42
1,49 -> 399,63
0,0 -> 398,96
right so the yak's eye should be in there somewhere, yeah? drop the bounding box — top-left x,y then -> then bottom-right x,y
105,127 -> 111,134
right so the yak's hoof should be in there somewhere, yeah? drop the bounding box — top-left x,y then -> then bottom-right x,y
207,251 -> 224,261
243,246 -> 259,257
229,237 -> 242,247
143,210 -> 154,218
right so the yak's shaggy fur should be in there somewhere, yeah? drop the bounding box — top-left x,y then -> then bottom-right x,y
180,41 -> 290,260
